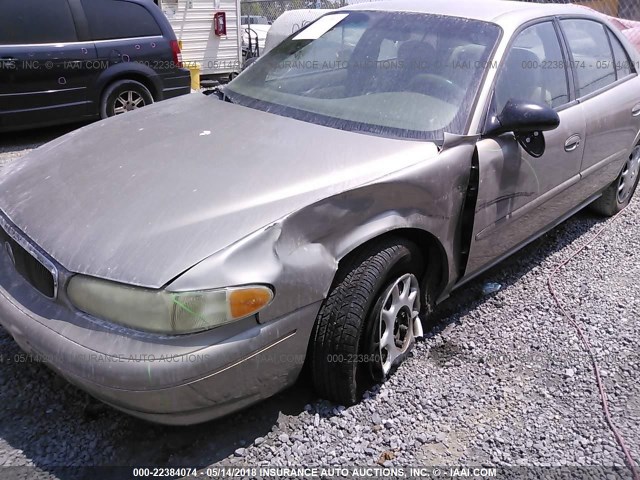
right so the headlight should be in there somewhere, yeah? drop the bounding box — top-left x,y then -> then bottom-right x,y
67,275 -> 274,335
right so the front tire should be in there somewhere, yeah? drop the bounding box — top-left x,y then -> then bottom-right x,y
590,145 -> 640,216
309,238 -> 425,405
100,79 -> 154,119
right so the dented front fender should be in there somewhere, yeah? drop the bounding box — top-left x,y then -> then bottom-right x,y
168,139 -> 478,322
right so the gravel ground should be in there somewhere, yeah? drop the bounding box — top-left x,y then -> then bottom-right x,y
0,127 -> 638,479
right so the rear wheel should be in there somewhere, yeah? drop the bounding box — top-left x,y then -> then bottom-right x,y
309,238 -> 428,405
100,79 -> 153,119
590,145 -> 640,216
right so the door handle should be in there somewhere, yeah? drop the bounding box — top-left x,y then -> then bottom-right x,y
564,134 -> 581,152
632,103 -> 640,117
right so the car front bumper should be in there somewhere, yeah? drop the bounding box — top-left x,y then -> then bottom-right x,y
0,251 -> 319,425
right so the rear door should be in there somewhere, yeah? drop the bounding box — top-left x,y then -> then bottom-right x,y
0,0 -> 97,130
559,18 -> 640,195
80,0 -> 166,69
465,20 -> 586,276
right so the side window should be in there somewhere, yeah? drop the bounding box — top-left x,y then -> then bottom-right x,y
81,0 -> 162,41
494,22 -> 570,113
561,19 -> 616,97
607,28 -> 633,79
0,0 -> 77,45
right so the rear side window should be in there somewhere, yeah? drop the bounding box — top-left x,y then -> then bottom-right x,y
81,0 -> 162,40
561,19 -> 616,97
607,29 -> 634,79
0,0 -> 77,45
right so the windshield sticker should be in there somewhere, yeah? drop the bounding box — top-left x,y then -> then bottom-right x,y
293,14 -> 349,40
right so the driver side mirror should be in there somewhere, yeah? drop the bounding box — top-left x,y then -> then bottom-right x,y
485,99 -> 560,157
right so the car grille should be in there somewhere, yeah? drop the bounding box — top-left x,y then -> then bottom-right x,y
0,221 -> 56,298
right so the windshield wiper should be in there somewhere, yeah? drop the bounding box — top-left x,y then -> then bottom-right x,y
206,86 -> 235,103
219,88 -> 235,104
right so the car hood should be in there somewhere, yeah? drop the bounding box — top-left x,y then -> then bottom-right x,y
0,94 -> 439,288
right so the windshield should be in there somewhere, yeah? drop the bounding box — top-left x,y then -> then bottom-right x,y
226,11 -> 501,141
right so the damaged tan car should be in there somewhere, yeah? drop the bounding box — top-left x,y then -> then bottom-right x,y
1,0 -> 640,424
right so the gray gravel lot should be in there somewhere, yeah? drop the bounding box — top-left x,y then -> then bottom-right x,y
0,126 -> 638,479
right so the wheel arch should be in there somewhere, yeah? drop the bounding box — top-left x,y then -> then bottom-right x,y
100,73 -> 159,102
334,227 -> 449,305
94,64 -> 162,108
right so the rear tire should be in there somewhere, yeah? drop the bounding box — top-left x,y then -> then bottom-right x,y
309,238 -> 427,405
590,145 -> 640,216
100,79 -> 153,119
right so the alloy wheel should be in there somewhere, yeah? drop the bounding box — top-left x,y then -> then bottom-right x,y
375,273 -> 422,376
113,90 -> 147,115
618,145 -> 640,203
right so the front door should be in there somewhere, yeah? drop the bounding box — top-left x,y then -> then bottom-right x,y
465,20 -> 586,276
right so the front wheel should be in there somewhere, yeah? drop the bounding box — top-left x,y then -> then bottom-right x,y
100,79 -> 154,119
309,238 -> 426,405
366,272 -> 422,382
590,145 -> 640,216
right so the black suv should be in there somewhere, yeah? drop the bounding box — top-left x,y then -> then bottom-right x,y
0,0 -> 191,132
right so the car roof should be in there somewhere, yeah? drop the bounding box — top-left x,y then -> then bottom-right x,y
342,0 -> 598,26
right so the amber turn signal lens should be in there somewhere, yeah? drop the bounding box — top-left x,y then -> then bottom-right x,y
228,286 -> 274,319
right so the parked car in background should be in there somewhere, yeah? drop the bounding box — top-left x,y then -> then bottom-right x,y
601,11 -> 640,52
0,0 -> 191,132
1,0 -> 640,425
241,15 -> 271,26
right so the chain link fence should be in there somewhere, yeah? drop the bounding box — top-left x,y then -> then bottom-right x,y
241,1 -> 352,25
240,0 -> 640,24
526,1 -> 639,18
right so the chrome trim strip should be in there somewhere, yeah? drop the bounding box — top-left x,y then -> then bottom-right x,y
0,214 -> 59,299
92,35 -> 163,44
0,87 -> 85,97
2,36 -> 162,48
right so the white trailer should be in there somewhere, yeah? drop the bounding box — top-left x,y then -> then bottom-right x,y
155,0 -> 242,78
